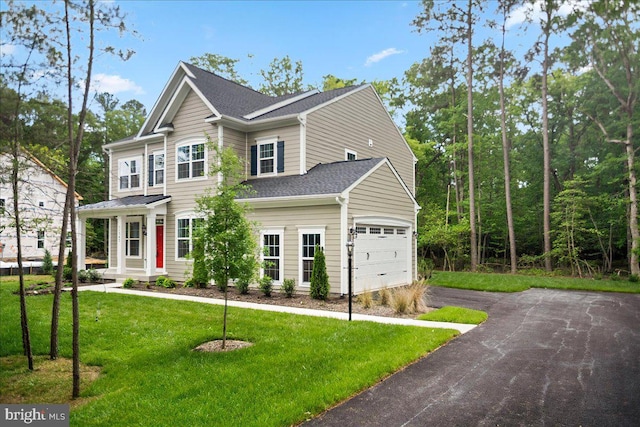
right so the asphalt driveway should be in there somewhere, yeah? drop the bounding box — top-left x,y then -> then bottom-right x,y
306,287 -> 640,426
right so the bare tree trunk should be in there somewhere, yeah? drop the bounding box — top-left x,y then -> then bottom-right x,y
625,125 -> 639,275
541,14 -> 553,273
466,0 -> 477,272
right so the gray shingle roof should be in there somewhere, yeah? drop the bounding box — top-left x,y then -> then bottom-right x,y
182,62 -> 364,122
240,158 -> 384,199
78,195 -> 171,211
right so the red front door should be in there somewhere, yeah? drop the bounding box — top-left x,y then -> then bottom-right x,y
156,225 -> 164,269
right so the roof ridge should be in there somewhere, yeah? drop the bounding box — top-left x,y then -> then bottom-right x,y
183,62 -> 274,99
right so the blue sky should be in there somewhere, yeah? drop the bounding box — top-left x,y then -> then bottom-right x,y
89,0 -> 430,112
1,0 -> 578,116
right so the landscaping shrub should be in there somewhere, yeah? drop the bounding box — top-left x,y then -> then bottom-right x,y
65,252 -> 73,268
87,269 -> 101,282
409,280 -> 429,313
183,278 -> 195,288
191,236 -> 209,288
122,278 -> 135,289
391,287 -> 412,314
162,278 -> 176,289
62,266 -> 72,281
358,289 -> 373,309
42,249 -> 54,275
77,269 -> 89,283
259,275 -> 273,297
236,279 -> 250,295
281,278 -> 296,298
378,287 -> 391,306
310,246 -> 329,300
155,276 -> 167,287
629,274 -> 639,283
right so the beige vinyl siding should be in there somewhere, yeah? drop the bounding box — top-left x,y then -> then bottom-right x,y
305,86 -> 415,192
348,165 -> 416,280
247,125 -> 301,178
222,127 -> 249,177
248,203 -> 342,293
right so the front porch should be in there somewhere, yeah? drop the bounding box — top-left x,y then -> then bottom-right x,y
77,195 -> 172,281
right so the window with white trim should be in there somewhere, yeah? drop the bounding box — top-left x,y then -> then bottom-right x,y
261,229 -> 284,282
299,228 -> 325,284
259,141 -> 275,174
177,216 -> 202,259
118,157 -> 142,190
0,198 -> 5,215
177,142 -> 205,180
149,151 -> 165,186
346,149 -> 357,161
126,221 -> 141,257
38,201 -> 45,208
37,230 -> 45,249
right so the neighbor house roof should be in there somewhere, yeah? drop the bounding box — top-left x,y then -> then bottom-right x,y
240,158 -> 385,199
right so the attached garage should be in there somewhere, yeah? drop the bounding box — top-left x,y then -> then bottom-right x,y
353,219 -> 412,294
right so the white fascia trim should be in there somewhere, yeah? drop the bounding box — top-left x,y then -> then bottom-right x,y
238,194 -> 340,208
341,158 -> 419,210
137,62 -> 188,138
243,90 -> 320,120
205,114 -> 300,132
155,78 -> 221,134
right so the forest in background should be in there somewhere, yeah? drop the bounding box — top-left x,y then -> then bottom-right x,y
2,0 -> 639,278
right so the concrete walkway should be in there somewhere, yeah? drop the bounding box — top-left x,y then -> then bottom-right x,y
75,282 -> 476,334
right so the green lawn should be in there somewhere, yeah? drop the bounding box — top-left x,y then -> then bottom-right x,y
418,306 -> 488,324
0,277 -> 457,427
430,271 -> 640,293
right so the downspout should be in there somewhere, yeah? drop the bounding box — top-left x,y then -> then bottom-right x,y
336,195 -> 348,295
298,114 -> 307,175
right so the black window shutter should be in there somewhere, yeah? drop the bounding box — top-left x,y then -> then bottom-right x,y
277,141 -> 285,173
250,145 -> 258,176
148,155 -> 154,186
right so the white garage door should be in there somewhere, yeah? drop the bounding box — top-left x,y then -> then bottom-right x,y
354,225 -> 409,294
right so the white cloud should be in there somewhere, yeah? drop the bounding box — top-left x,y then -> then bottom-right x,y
365,48 -> 405,67
506,0 -> 589,29
91,73 -> 144,95
0,44 -> 16,56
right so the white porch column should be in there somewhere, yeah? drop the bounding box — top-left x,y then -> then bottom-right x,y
145,213 -> 157,276
77,216 -> 87,270
116,216 -> 125,274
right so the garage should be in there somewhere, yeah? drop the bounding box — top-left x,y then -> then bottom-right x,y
353,223 -> 410,294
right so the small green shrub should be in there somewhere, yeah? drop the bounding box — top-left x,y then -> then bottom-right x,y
42,249 -> 54,275
183,278 -> 195,288
259,275 -> 273,297
610,274 -> 622,281
77,269 -> 89,283
62,266 -> 72,281
281,278 -> 296,298
155,276 -> 167,287
629,274 -> 639,283
236,279 -> 250,295
162,278 -> 176,289
358,289 -> 373,309
310,246 -> 329,300
378,287 -> 391,306
122,278 -> 135,289
87,269 -> 101,282
65,252 -> 73,268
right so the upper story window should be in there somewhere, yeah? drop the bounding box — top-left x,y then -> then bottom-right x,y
37,230 -> 45,249
177,142 -> 205,180
119,157 -> 142,190
38,201 -> 45,208
251,139 -> 284,176
1,198 -> 6,215
346,149 -> 357,161
148,152 -> 165,187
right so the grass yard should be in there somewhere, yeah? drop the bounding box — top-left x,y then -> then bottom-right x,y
430,271 -> 640,293
0,276 -> 457,427
418,306 -> 488,325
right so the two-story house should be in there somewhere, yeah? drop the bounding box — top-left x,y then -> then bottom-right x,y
0,151 -> 81,262
77,62 -> 419,295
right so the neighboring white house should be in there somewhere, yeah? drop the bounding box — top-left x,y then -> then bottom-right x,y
0,151 -> 82,261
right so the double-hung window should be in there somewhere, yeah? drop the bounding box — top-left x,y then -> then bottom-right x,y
126,221 -> 141,257
251,138 -> 284,176
0,198 -> 5,215
148,152 -> 165,186
259,142 -> 275,174
119,157 -> 142,190
177,216 -> 202,259
37,230 -> 45,249
299,227 -> 325,285
261,229 -> 284,282
177,142 -> 205,180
